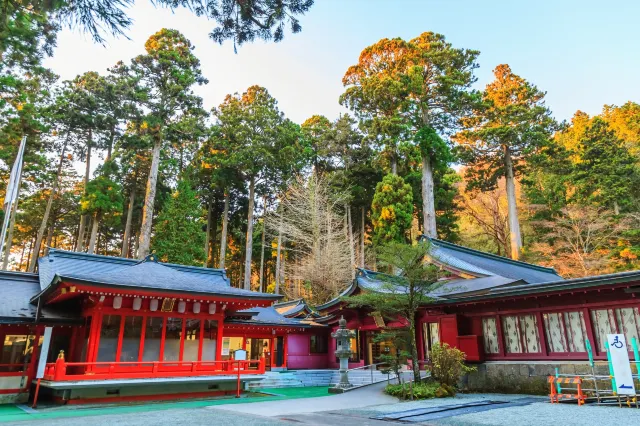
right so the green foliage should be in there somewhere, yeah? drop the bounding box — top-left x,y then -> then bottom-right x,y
80,172 -> 124,218
5,0 -> 313,47
385,381 -> 453,399
152,179 -> 205,266
455,64 -> 556,192
571,117 -> 638,211
374,330 -> 411,382
371,173 -> 413,245
429,343 -> 476,388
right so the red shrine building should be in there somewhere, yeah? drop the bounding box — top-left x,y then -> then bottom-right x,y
2,238 -> 640,404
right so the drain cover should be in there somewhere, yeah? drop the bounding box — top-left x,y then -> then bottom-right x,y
373,398 -> 538,422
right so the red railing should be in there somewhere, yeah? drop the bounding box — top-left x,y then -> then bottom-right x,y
43,357 -> 266,382
0,363 -> 28,375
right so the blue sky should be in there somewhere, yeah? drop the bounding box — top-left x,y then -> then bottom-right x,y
44,0 -> 640,125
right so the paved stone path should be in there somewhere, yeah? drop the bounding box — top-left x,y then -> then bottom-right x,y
210,381 -> 398,416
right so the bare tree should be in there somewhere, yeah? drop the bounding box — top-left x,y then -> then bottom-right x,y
458,179 -> 511,257
269,175 -> 354,305
531,206 -> 631,277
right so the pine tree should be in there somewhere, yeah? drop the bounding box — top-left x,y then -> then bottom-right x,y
152,180 -> 205,266
454,64 -> 555,260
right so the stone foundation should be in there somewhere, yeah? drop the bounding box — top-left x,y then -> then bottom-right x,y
460,361 -> 622,395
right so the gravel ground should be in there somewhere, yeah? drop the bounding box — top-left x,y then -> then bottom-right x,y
2,407 -> 288,426
333,393 -> 640,426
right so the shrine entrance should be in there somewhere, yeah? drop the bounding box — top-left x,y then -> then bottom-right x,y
246,338 -> 271,370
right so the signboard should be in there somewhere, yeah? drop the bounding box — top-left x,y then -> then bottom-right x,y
36,327 -> 53,379
234,349 -> 247,361
221,337 -> 230,356
607,334 -> 636,396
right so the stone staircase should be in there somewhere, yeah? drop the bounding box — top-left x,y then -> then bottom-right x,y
248,369 -> 392,390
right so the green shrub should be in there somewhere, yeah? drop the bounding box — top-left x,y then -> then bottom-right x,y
429,343 -> 476,387
384,381 -> 451,400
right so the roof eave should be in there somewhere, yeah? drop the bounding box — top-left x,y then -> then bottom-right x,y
428,271 -> 640,305
33,275 -> 283,303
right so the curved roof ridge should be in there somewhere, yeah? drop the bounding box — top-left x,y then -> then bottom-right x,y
427,237 -> 561,274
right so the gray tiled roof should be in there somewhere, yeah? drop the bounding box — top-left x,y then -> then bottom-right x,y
427,238 -> 563,284
37,249 -> 280,300
230,306 -> 316,327
0,271 -> 80,324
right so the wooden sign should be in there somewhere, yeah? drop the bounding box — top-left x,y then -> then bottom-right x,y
161,298 -> 176,312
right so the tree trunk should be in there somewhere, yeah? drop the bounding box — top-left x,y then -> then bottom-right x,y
204,202 -> 212,267
29,137 -> 68,271
219,191 -> 230,269
107,125 -> 114,161
614,201 -> 620,215
210,204 -> 218,267
25,236 -> 34,272
346,204 -> 355,278
421,153 -> 437,238
121,189 -> 135,257
258,196 -> 267,292
45,221 -> 55,250
76,133 -> 92,252
138,134 -> 162,259
390,154 -> 397,175
243,177 -> 256,290
409,315 -> 421,383
360,206 -> 365,268
87,212 -> 100,254
275,213 -> 283,295
2,178 -> 21,270
504,146 -> 522,260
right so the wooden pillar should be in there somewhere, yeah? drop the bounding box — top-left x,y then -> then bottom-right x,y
216,318 -> 224,362
283,334 -> 288,369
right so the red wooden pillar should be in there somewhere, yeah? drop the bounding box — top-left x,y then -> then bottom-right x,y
283,334 -> 288,368
138,315 -> 147,363
216,319 -> 224,362
115,315 -> 126,362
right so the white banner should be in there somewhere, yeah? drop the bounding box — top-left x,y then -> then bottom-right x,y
607,334 -> 636,396
36,327 -> 53,379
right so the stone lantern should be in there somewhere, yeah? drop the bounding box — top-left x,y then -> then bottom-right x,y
330,316 -> 356,392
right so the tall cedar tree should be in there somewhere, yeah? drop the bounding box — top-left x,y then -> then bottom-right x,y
454,64 -> 555,260
346,241 -> 441,382
371,173 -> 413,245
132,29 -> 207,259
342,33 -> 479,238
152,179 -> 205,266
213,86 -> 296,290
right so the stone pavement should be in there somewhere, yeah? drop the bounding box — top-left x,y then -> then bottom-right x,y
209,380 -> 399,416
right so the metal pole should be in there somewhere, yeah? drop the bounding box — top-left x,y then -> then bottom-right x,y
632,338 -> 640,408
586,338 -> 600,405
236,361 -> 241,398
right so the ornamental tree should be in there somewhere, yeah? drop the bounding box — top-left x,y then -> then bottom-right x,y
371,173 -> 413,245
152,179 -> 205,266
454,64 -> 555,260
346,241 -> 442,383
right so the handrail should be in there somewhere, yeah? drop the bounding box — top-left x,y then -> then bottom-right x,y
346,362 -> 396,385
346,362 -> 387,372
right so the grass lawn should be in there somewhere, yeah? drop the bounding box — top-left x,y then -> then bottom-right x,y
0,387 -> 330,423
